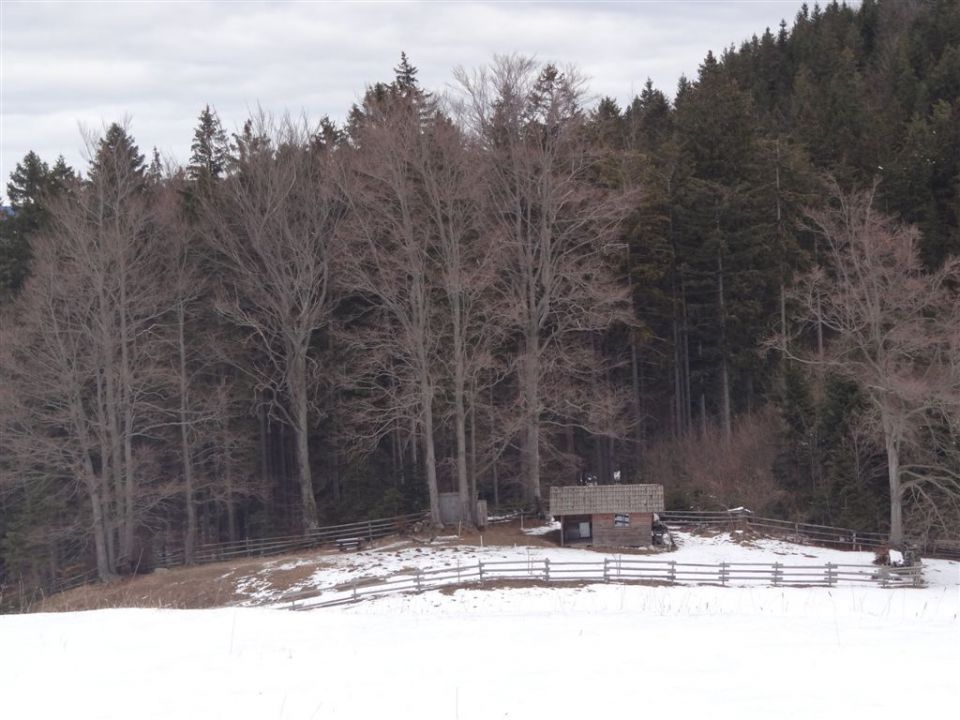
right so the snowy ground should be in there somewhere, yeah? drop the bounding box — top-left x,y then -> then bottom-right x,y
230,525 -> 959,605
2,528 -> 957,720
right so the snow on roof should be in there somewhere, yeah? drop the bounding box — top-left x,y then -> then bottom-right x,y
550,484 -> 664,515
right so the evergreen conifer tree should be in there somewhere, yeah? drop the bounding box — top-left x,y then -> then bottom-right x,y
0,152 -> 76,298
188,105 -> 229,185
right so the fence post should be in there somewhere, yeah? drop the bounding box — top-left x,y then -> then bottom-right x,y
720,561 -> 728,586
544,558 -> 550,582
415,569 -> 422,593
852,531 -> 858,551
668,561 -> 676,585
912,565 -> 923,588
352,581 -> 358,601
603,558 -> 609,582
772,562 -> 782,587
825,562 -> 836,586
367,520 -> 374,542
478,560 -> 485,585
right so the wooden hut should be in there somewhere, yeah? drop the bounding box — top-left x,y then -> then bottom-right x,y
550,484 -> 664,547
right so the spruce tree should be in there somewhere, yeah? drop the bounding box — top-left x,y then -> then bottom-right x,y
0,151 -> 75,298
88,123 -> 147,197
188,105 -> 229,185
393,51 -> 419,91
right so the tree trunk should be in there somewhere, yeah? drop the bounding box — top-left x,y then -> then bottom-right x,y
681,281 -> 693,436
881,407 -> 904,546
700,390 -> 708,438
720,355 -> 731,440
468,380 -> 478,522
453,314 -> 473,528
594,434 -> 604,484
121,412 -> 136,566
85,469 -> 114,582
717,241 -> 732,443
410,416 -> 419,468
420,379 -> 442,526
177,301 -> 197,564
97,286 -> 125,564
73,397 -> 116,580
290,356 -> 319,531
630,330 -> 643,469
116,237 -> 138,566
490,383 -> 499,508
608,436 -> 616,482
224,419 -> 237,543
523,326 -> 542,510
258,392 -> 269,486
672,317 -> 683,438
93,373 -> 117,570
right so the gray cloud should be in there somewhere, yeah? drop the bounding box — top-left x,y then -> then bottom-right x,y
1,0 -> 812,188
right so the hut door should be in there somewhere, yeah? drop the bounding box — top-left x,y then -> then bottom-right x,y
579,521 -> 591,539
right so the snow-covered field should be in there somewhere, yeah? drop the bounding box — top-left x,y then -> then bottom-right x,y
2,529 -> 957,720
230,525 -> 959,605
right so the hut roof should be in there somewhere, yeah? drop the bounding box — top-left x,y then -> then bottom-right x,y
549,484 -> 664,516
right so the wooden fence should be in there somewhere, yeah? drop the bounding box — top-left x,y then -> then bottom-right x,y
285,556 -> 923,609
10,505 -> 953,611
1,511 -> 429,611
0,566 -> 101,614
660,510 -> 960,559
154,511 -> 430,567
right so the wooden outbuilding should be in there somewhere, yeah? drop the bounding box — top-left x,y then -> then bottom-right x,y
550,484 -> 664,547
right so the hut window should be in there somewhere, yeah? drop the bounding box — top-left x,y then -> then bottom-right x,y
614,513 -> 630,527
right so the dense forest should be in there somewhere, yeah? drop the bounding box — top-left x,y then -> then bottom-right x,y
1,0 -> 958,591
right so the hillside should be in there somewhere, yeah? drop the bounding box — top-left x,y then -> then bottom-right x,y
4,0 -> 960,600
31,520 -> 959,613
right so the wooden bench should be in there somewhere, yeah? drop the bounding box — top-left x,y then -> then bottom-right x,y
335,537 -> 363,552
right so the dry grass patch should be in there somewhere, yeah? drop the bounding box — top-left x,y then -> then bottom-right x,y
30,549 -> 339,613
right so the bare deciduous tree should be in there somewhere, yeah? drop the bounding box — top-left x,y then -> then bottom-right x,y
206,115 -> 344,531
455,56 -> 633,509
338,89 -> 446,526
1,124 -> 171,578
780,183 -> 960,545
418,114 -> 499,526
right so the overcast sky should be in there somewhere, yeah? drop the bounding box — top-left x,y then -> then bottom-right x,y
1,1 -> 818,190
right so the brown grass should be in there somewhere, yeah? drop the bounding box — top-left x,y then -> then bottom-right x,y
28,548 -> 341,613
22,519 -> 674,613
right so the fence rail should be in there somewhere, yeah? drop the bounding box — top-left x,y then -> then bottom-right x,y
1,511 -> 430,611
286,556 -> 923,609
154,511 -> 430,567
659,510 -> 960,558
0,567 -> 101,614
12,505 -> 956,611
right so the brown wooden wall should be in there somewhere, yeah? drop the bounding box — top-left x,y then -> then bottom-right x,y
591,512 -> 653,547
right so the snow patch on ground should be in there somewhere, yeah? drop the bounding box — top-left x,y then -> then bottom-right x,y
228,526 -> 958,606
522,519 -> 560,536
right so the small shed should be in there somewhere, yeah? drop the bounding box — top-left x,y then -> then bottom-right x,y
550,484 -> 664,547
437,492 -> 488,528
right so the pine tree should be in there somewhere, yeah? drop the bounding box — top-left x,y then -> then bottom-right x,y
0,152 -> 76,298
188,105 -> 229,185
88,123 -> 147,196
394,51 -> 419,91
